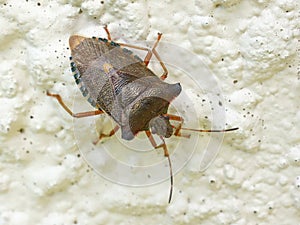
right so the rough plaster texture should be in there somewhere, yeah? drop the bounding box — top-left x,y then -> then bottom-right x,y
0,0 -> 299,224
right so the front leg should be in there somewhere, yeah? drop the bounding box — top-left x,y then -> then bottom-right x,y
164,114 -> 191,138
93,125 -> 120,145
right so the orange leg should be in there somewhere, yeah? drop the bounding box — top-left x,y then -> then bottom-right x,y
145,131 -> 173,203
149,33 -> 168,80
103,26 -> 168,80
47,91 -> 120,143
47,91 -> 103,118
164,114 -> 191,138
93,125 -> 120,145
103,24 -> 112,41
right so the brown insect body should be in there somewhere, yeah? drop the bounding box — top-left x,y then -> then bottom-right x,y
69,35 -> 181,140
47,28 -> 238,203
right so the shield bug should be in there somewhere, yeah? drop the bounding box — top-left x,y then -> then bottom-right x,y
47,25 -> 238,203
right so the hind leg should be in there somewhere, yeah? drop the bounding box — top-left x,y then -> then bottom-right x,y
103,26 -> 168,80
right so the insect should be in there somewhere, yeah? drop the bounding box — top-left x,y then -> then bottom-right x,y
47,25 -> 238,203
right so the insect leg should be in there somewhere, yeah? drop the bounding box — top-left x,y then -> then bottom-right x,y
103,25 -> 112,41
104,30 -> 168,79
93,125 -> 120,145
142,33 -> 162,66
127,32 -> 168,80
47,91 -> 103,118
149,33 -> 168,80
117,42 -> 153,64
164,114 -> 191,138
103,26 -> 152,61
145,131 -> 173,203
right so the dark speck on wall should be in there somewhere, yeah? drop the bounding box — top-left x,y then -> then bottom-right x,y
18,128 -> 25,133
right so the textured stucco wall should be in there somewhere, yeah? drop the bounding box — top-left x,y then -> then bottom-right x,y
0,0 -> 299,224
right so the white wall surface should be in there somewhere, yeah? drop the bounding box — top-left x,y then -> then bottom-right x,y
0,0 -> 299,224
